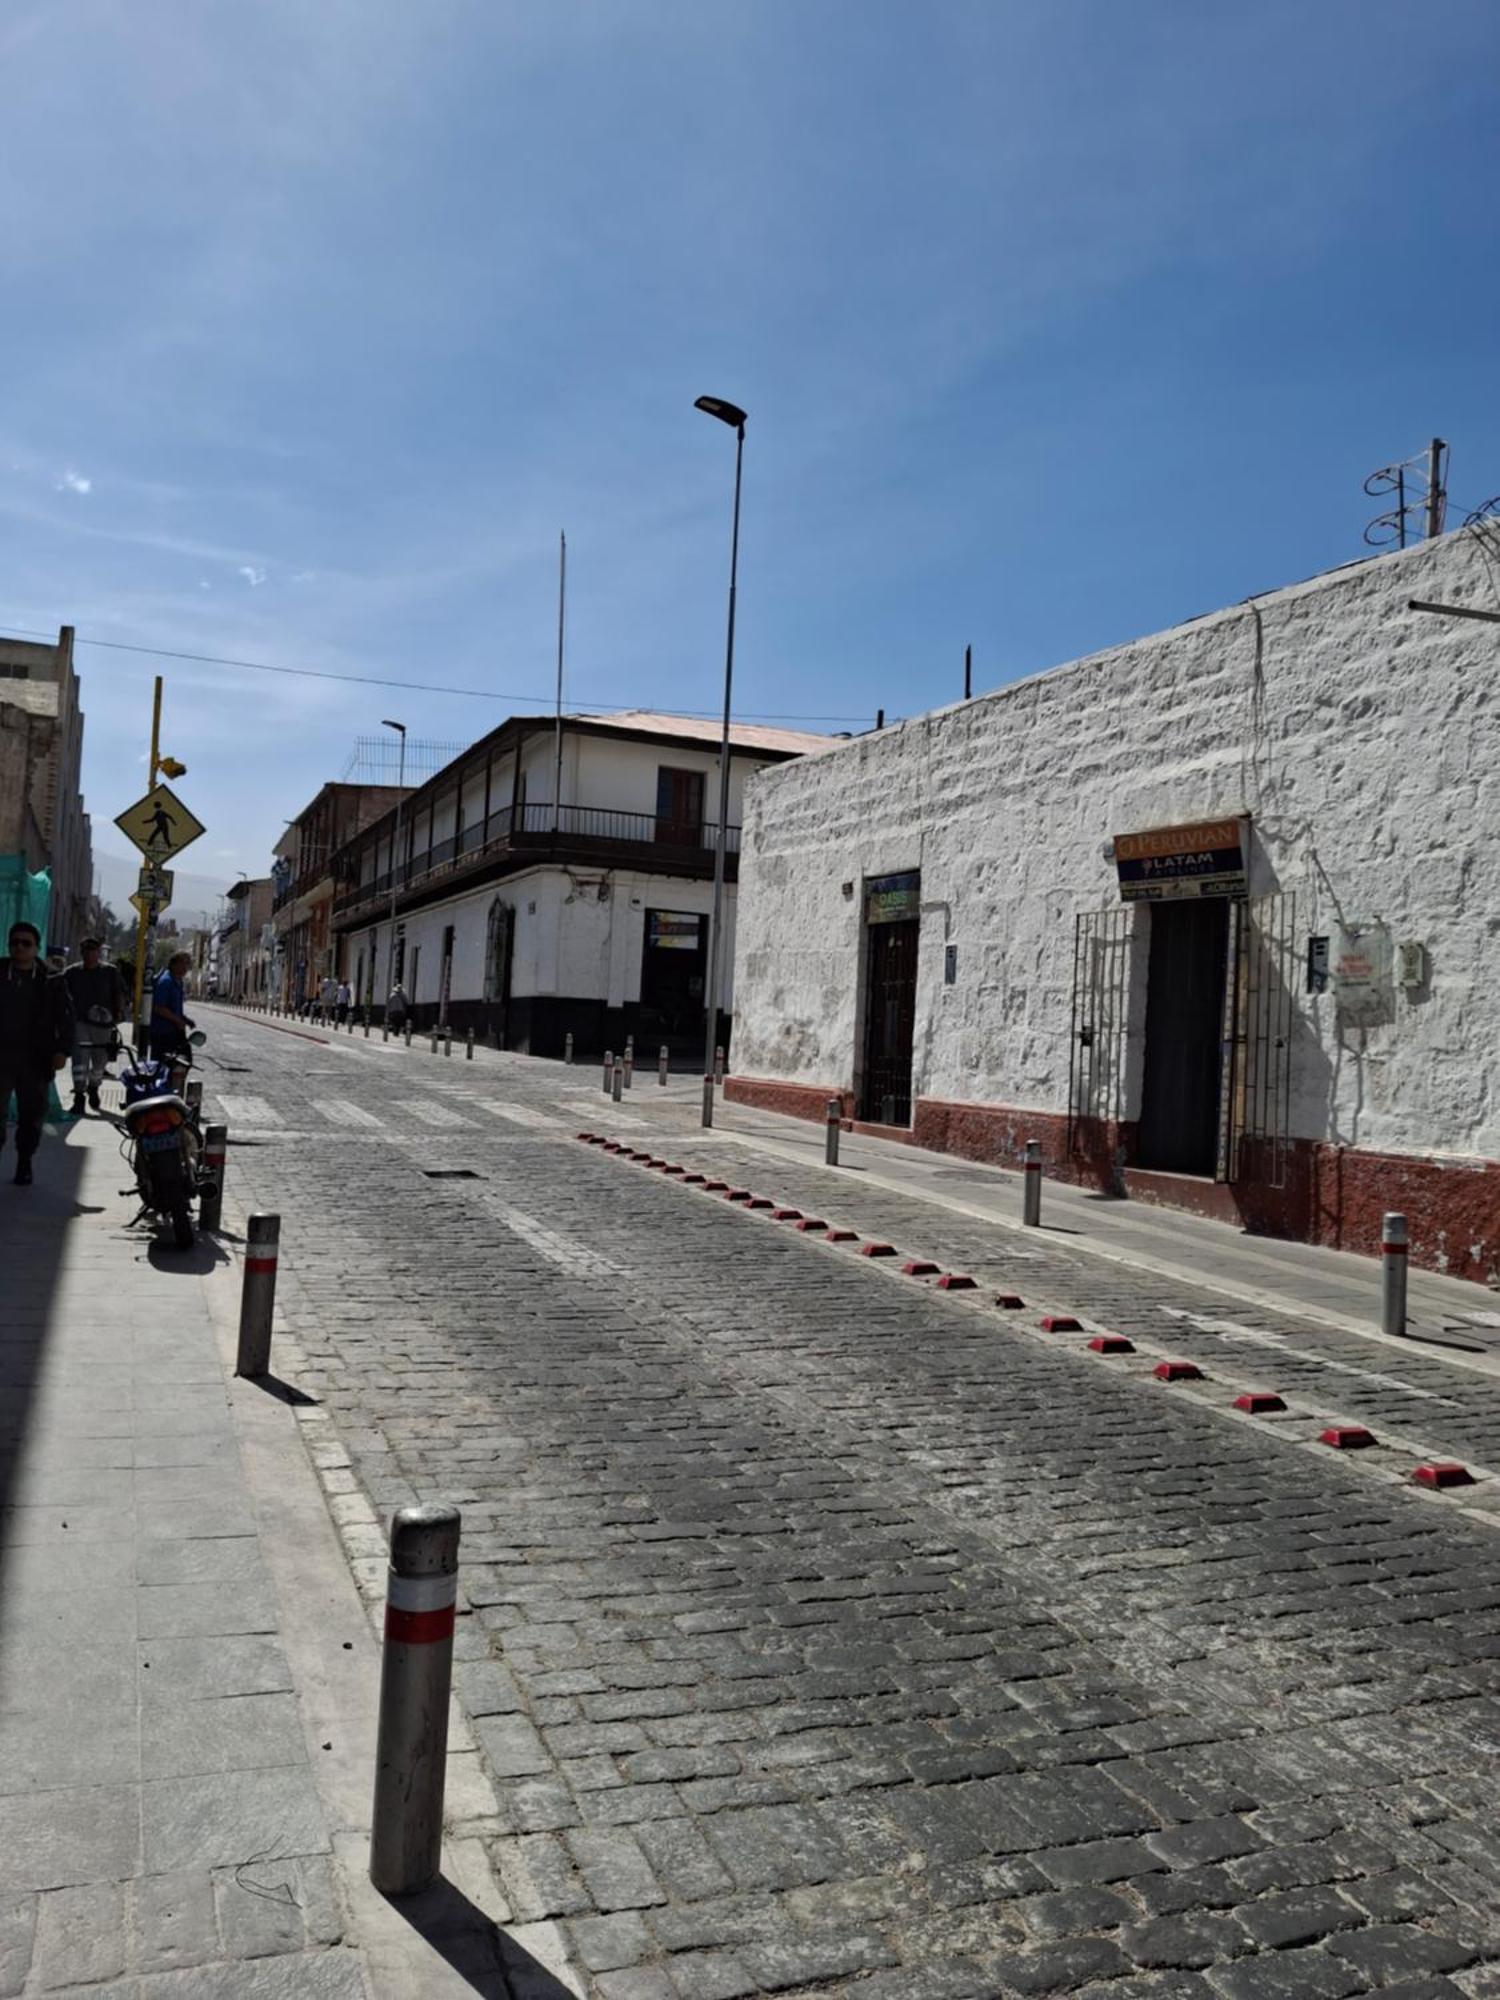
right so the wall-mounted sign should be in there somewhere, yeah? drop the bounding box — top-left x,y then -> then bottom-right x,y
865,870 -> 921,925
943,943 -> 958,985
1334,920 -> 1394,1026
1113,817 -> 1248,902
648,911 -> 702,952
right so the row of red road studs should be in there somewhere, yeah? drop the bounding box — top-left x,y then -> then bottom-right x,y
575,1133 -> 1481,1496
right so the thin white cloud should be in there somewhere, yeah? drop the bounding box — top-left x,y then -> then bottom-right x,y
237,564 -> 267,587
57,468 -> 92,495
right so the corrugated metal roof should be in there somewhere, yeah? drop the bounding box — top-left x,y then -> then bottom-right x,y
572,710 -> 834,756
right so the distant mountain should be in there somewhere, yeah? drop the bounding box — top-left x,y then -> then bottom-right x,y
93,846 -> 235,930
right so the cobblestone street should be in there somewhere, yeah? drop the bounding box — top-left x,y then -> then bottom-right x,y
207,1010 -> 1500,1999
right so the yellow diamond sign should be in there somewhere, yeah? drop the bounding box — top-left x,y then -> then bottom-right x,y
115,784 -> 205,863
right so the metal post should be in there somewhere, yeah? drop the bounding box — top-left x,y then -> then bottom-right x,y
429,1029 -> 438,1054
444,1027 -> 453,1058
623,1047 -> 633,1090
1425,439 -> 1446,539
658,1044 -> 669,1086
383,1020 -> 390,1042
363,1009 -> 370,1038
1382,1211 -> 1408,1337
602,1049 -> 613,1095
235,1213 -> 279,1378
825,1097 -> 841,1167
564,1031 -> 574,1065
404,1022 -> 413,1047
701,415 -> 744,1092
185,1078 -> 203,1117
1022,1139 -> 1042,1227
612,1058 -> 623,1104
466,1027 -> 474,1061
714,1044 -> 725,1085
369,1503 -> 461,1897
199,1121 -> 227,1233
702,1074 -> 714,1127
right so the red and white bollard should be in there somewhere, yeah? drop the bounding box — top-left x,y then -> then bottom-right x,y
658,1044 -> 669,1086
1022,1139 -> 1042,1227
369,1503 -> 461,1895
825,1097 -> 841,1167
1382,1211 -> 1408,1337
236,1213 -> 279,1378
199,1121 -> 228,1233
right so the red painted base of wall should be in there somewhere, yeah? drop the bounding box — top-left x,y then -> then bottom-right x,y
722,1076 -> 1500,1286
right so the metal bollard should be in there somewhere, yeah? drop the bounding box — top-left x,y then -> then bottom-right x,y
659,1044 -> 669,1086
1382,1211 -> 1408,1337
444,1027 -> 453,1058
714,1044 -> 725,1085
185,1077 -> 203,1117
235,1213 -> 279,1378
825,1097 -> 841,1167
602,1048 -> 613,1094
405,1022 -> 413,1047
369,1503 -> 461,1897
363,1009 -> 370,1038
623,1049 -> 633,1090
564,1031 -> 574,1065
612,1058 -> 624,1103
1022,1139 -> 1042,1226
383,1020 -> 390,1042
430,1030 -> 439,1054
199,1122 -> 228,1233
701,1073 -> 714,1128
466,1027 -> 474,1060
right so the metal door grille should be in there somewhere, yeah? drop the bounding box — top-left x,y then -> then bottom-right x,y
1231,890 -> 1297,1189
1067,907 -> 1133,1157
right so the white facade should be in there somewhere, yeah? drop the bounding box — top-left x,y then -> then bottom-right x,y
729,529 -> 1500,1279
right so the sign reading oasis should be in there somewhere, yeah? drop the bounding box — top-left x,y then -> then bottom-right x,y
1112,817 -> 1248,902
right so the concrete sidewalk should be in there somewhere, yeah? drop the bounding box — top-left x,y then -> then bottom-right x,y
0,1107 -> 370,1996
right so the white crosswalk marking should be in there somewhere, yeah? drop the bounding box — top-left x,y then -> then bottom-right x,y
217,1095 -> 283,1127
314,1099 -> 385,1129
394,1099 -> 474,1128
471,1102 -> 559,1132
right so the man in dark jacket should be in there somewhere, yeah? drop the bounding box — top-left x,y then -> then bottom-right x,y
0,922 -> 74,1185
64,937 -> 129,1114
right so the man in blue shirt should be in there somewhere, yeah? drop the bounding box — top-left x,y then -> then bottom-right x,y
149,952 -> 195,1057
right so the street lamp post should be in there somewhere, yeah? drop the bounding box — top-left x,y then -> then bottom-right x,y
382,720 -> 407,1018
694,395 -> 747,1122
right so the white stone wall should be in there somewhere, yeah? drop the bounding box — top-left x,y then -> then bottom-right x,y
733,530 -> 1500,1163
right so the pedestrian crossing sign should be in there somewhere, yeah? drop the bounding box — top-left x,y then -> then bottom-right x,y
115,783 -> 205,863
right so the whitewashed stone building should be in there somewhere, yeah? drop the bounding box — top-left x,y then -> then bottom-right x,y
331,711 -> 828,1057
726,528 -> 1500,1281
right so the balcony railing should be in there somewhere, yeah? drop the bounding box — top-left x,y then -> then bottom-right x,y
333,803 -> 741,919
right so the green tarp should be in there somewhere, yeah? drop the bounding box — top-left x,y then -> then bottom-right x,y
1,858 -> 68,1123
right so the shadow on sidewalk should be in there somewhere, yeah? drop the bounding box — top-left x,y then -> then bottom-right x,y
146,1231 -> 232,1275
382,1877 -> 576,1996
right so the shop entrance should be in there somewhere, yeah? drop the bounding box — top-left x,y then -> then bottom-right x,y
1136,898 -> 1230,1174
640,909 -> 705,1040
859,871 -> 920,1125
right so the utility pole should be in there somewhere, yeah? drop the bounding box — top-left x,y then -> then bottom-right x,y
963,644 -> 972,701
129,677 -> 164,1049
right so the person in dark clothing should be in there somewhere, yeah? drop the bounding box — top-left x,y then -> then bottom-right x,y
64,937 -> 129,1114
149,952 -> 195,1058
0,922 -> 74,1185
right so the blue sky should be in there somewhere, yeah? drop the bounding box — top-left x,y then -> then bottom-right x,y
5,1 -> 1498,900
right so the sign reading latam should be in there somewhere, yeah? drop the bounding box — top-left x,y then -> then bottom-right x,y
1112,817 -> 1248,902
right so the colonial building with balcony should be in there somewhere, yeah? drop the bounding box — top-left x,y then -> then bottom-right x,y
272,782 -> 410,1008
330,710 -> 831,1054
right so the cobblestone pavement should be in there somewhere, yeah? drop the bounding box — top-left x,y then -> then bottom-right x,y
205,1012 -> 1500,1999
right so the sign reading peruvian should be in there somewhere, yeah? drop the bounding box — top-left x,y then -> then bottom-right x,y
648,912 -> 702,952
1113,817 -> 1248,902
115,783 -> 206,864
865,870 -> 921,925
1333,919 -> 1394,1027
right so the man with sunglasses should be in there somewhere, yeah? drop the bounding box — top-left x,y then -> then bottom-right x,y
0,922 -> 74,1186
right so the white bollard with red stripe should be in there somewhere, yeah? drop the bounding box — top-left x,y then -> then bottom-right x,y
1382,1211 -> 1408,1337
370,1503 -> 461,1895
235,1213 -> 279,1378
1022,1139 -> 1043,1227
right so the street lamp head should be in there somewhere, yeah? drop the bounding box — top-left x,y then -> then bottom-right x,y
380,718 -> 406,735
695,395 -> 747,434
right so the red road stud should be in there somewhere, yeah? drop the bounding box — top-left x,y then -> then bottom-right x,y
995,1293 -> 1026,1310
935,1274 -> 977,1291
576,1132 -> 595,1142
661,1165 -> 686,1176
702,1180 -> 729,1192
745,1196 -> 773,1210
682,1173 -> 707,1185
772,1208 -> 803,1222
1233,1392 -> 1286,1414
602,1142 -> 623,1153
827,1228 -> 859,1242
1087,1335 -> 1134,1354
901,1260 -> 941,1277
795,1218 -> 828,1232
1319,1425 -> 1375,1449
1413,1461 -> 1474,1489
724,1190 -> 753,1202
1039,1315 -> 1082,1333
860,1243 -> 898,1258
1153,1360 -> 1203,1382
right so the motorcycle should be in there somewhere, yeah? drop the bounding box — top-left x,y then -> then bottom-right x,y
112,1030 -> 208,1249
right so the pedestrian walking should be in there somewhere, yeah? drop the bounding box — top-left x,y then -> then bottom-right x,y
386,981 -> 410,1032
335,978 -> 352,1026
63,936 -> 129,1114
0,922 -> 73,1186
149,951 -> 196,1060
319,974 -> 339,1025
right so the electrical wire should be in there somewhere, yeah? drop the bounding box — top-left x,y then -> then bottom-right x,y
0,622 -> 868,727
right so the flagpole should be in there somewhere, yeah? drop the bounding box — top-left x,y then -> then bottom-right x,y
552,531 -> 566,836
